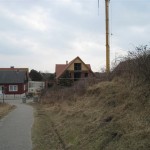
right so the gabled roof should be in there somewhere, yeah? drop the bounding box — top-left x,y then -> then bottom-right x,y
55,56 -> 93,79
56,64 -> 67,79
0,68 -> 28,84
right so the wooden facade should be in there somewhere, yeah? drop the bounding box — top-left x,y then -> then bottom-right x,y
0,68 -> 28,95
55,56 -> 94,82
0,83 -> 28,95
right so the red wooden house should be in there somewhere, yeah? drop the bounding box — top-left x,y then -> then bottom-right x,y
0,68 -> 29,95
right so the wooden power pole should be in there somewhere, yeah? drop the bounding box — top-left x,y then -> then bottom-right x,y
105,0 -> 110,73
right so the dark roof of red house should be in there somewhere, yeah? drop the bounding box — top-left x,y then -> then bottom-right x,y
0,70 -> 27,84
55,56 -> 93,79
0,67 -> 29,72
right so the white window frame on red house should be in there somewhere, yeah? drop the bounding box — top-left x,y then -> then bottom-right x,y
9,85 -> 18,92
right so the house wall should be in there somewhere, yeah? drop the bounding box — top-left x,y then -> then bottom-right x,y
69,70 -> 93,79
67,58 -> 89,71
0,83 -> 28,95
28,81 -> 45,94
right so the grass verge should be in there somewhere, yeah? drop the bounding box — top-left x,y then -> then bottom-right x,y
0,103 -> 16,119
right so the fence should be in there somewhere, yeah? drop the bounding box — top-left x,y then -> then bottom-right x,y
0,93 -> 26,100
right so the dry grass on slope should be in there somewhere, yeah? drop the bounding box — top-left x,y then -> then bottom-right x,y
32,78 -> 150,150
78,79 -> 150,150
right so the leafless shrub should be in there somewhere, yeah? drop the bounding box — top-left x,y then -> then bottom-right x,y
41,77 -> 104,103
113,45 -> 150,83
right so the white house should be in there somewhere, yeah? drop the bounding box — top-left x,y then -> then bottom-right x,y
28,81 -> 45,94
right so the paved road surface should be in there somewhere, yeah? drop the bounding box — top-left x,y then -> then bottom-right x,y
0,99 -> 34,150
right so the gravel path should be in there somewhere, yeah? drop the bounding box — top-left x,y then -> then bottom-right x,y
0,100 -> 34,150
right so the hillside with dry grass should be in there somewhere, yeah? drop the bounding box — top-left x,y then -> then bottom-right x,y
32,46 -> 150,150
32,78 -> 150,150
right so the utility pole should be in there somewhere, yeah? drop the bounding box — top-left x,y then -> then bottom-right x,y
105,0 -> 110,73
2,86 -> 5,103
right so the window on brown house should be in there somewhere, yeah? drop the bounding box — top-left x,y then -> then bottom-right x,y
74,72 -> 81,81
74,63 -> 81,71
85,73 -> 88,77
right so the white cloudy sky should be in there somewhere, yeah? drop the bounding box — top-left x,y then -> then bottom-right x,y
0,0 -> 150,72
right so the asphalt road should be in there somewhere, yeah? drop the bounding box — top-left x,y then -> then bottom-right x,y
0,99 -> 34,150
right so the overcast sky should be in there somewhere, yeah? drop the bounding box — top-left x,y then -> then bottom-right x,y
0,0 -> 150,72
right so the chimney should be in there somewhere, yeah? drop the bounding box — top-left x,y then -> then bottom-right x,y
66,61 -> 68,64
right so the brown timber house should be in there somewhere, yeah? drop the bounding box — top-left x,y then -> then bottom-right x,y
55,56 -> 94,83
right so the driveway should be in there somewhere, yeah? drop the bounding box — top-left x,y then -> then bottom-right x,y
0,99 -> 34,150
